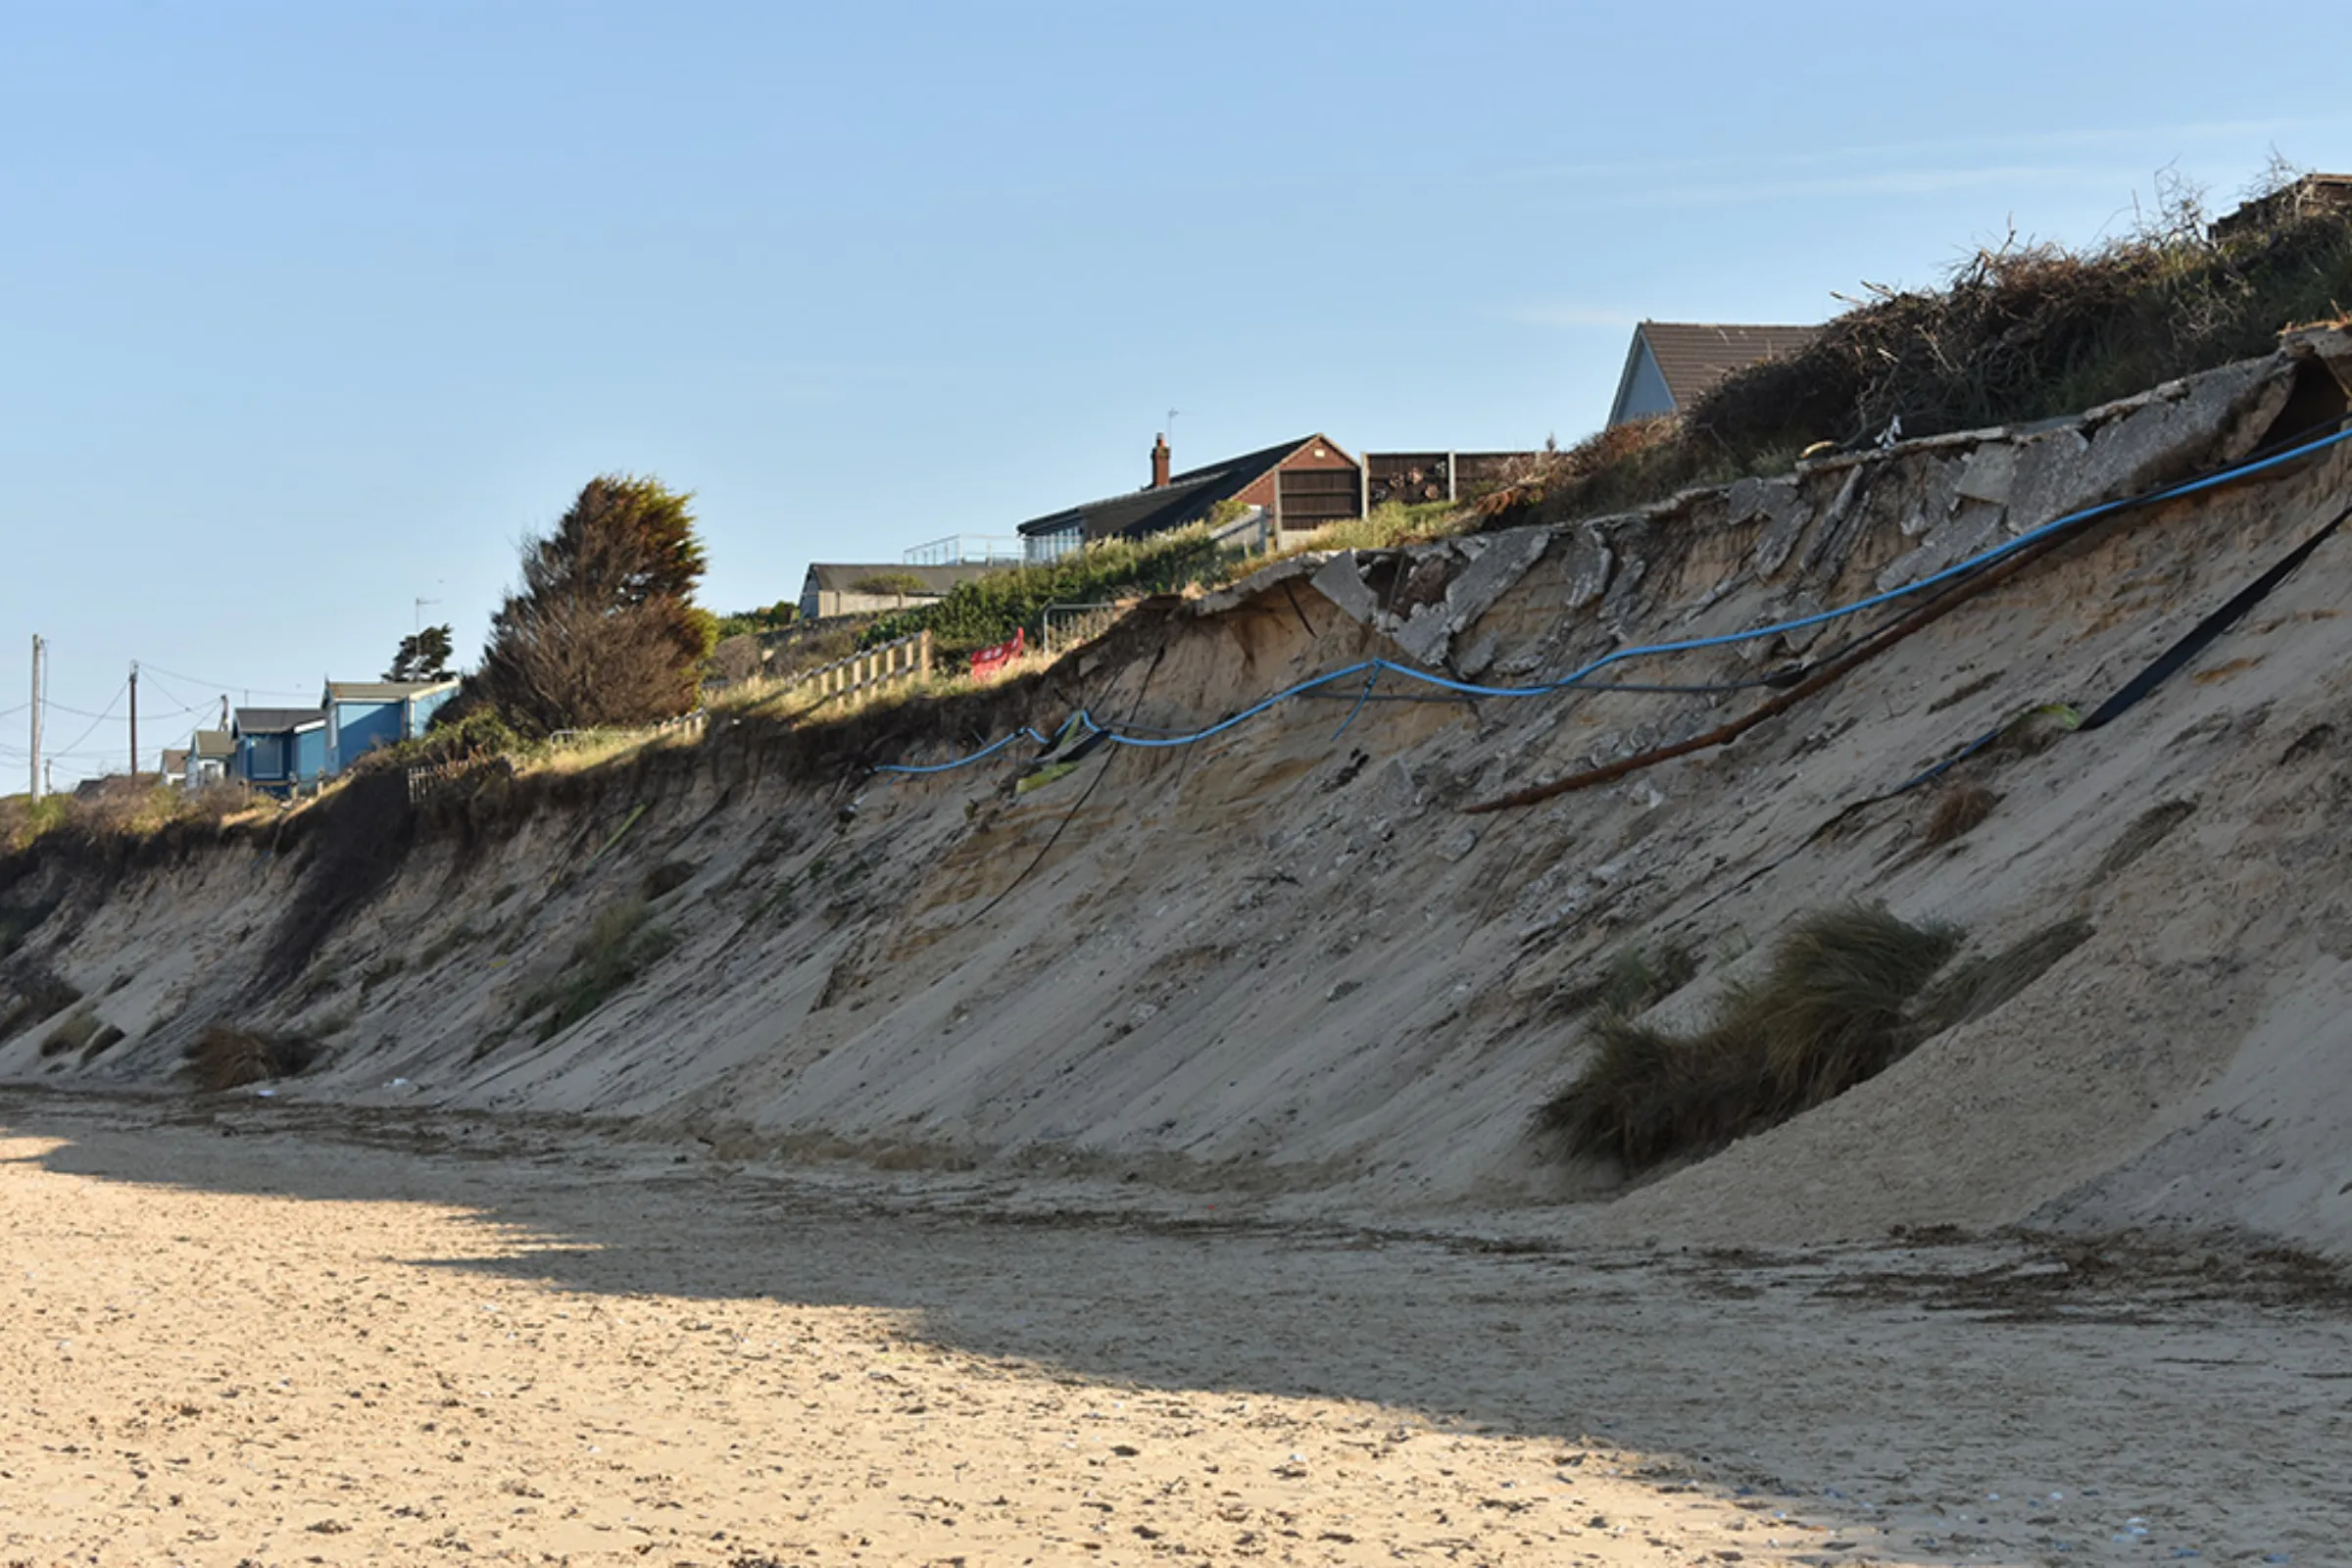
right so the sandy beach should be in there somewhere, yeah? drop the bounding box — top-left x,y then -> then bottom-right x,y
2,1090 -> 2344,1566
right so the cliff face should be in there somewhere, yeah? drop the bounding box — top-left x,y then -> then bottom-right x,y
9,334 -> 2352,1256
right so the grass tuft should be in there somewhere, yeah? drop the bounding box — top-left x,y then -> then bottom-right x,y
1544,906 -> 1958,1171
1922,785 -> 2000,847
184,1025 -> 321,1093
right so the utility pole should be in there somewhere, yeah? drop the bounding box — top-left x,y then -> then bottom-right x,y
27,634 -> 42,802
128,661 -> 139,779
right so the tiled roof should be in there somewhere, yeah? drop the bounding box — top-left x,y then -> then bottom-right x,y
1638,321 -> 1820,411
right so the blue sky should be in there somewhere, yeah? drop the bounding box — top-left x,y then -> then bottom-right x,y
4,1 -> 2345,784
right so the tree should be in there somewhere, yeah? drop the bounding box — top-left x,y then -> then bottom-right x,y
384,623 -> 455,683
467,474 -> 715,736
714,600 -> 800,640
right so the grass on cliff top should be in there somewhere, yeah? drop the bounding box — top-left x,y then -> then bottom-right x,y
0,780 -> 269,858
855,503 -> 1473,662
1489,180 -> 2352,532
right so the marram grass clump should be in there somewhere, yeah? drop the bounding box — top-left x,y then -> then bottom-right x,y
184,1025 -> 321,1093
1544,906 -> 1960,1171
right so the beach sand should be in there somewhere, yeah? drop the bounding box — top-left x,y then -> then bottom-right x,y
3,1092 -> 2346,1566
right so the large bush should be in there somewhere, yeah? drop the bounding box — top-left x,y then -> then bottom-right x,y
469,474 -> 716,735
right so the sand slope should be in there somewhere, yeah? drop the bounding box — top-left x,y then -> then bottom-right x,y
6,336 -> 2352,1261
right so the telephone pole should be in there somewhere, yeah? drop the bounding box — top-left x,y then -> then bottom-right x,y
128,661 -> 140,779
27,634 -> 42,802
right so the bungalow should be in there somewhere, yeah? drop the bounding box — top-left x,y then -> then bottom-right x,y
322,679 -> 460,774
798,563 -> 1008,622
1015,434 -> 1362,563
230,707 -> 327,795
1607,320 -> 1819,427
185,729 -> 234,792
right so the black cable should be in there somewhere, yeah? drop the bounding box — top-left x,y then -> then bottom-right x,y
960,640 -> 1169,929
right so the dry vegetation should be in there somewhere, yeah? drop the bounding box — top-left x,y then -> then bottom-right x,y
0,781 -> 265,858
1489,183 -> 2352,532
184,1024 -> 322,1093
1546,909 -> 2104,1172
1922,784 -> 2000,847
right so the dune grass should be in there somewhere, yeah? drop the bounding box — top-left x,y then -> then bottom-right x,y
184,1024 -> 321,1093
1922,785 -> 2000,847
1544,906 -> 1960,1171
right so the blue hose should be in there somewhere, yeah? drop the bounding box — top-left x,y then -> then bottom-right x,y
874,420 -> 2352,776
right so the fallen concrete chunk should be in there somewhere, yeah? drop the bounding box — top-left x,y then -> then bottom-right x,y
1956,441 -> 2021,506
1441,527 -> 1549,634
1307,553 -> 1380,627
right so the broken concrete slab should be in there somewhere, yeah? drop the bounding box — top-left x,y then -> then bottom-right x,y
1955,441 -> 2020,507
1306,553 -> 1380,628
1192,552 -> 1334,617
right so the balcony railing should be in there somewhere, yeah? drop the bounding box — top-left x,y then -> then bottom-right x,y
904,535 -> 1026,566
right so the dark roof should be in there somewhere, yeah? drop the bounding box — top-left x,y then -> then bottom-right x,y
1015,436 -> 1339,542
232,706 -> 322,736
323,679 -> 457,703
1635,321 -> 1820,411
803,563 -> 1011,595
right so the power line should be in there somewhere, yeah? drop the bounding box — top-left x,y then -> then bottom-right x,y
135,662 -> 316,700
47,679 -> 126,762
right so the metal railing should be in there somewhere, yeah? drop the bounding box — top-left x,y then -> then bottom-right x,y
904,535 -> 1026,566
1041,602 -> 1129,657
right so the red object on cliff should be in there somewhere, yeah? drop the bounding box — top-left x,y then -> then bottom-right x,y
968,627 -> 1025,683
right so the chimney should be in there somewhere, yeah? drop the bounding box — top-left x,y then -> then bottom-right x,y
1151,433 -> 1171,489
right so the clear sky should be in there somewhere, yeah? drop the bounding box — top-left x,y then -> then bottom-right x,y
4,0 -> 2345,785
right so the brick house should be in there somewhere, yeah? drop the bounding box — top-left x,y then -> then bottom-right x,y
1016,434 -> 1362,562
